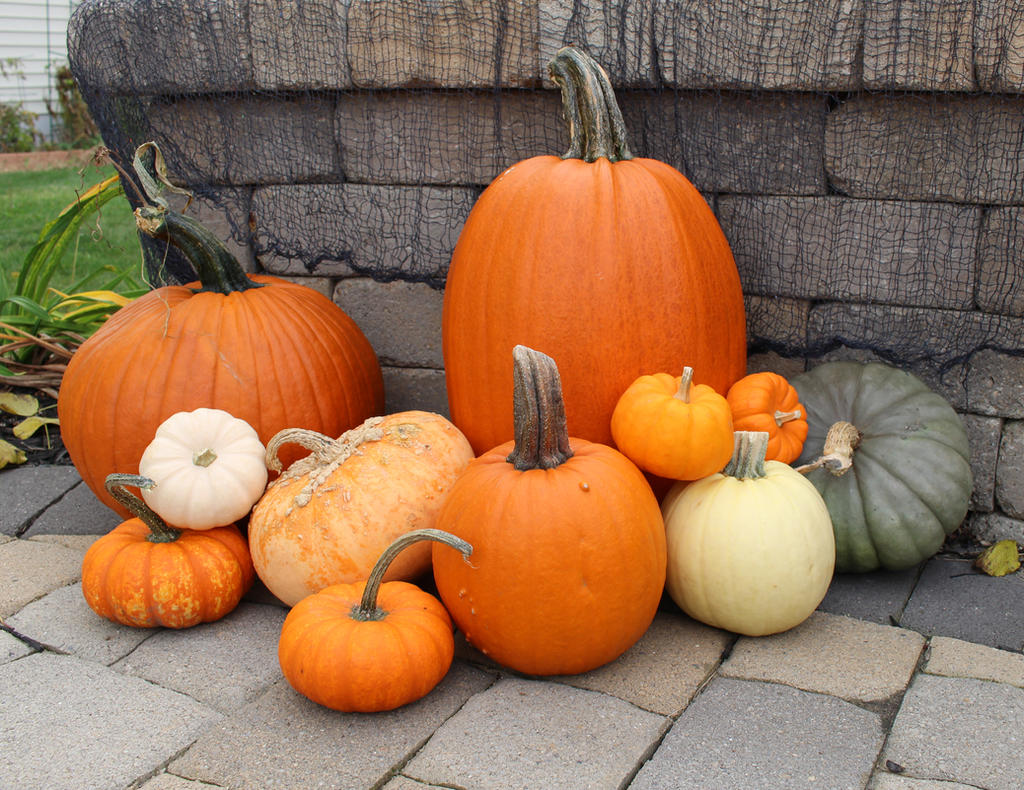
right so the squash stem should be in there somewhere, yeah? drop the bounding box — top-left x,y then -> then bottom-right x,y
673,367 -> 695,403
104,473 -> 182,543
548,46 -> 633,163
264,428 -> 342,473
722,431 -> 769,480
795,421 -> 862,477
506,345 -> 574,471
774,409 -> 803,425
353,529 -> 472,621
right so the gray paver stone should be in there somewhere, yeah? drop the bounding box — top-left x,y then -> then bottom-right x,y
883,674 -> 1024,790
138,773 -> 223,789
0,652 -> 221,790
6,582 -> 156,665
996,419 -> 1024,518
966,511 -> 1024,546
963,412 -> 1001,511
925,636 -> 1024,689
557,610 -> 731,715
630,677 -> 885,790
170,661 -> 495,789
818,566 -> 922,625
0,465 -> 81,536
28,533 -> 102,553
0,538 -> 83,618
901,557 -> 1024,651
0,628 -> 32,663
869,774 -> 980,789
383,366 -> 449,417
114,602 -> 287,713
722,611 -> 925,703
406,675 -> 669,790
22,479 -> 121,536
383,777 -> 451,790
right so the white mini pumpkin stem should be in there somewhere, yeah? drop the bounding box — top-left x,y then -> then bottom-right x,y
795,421 -> 862,476
354,529 -> 473,621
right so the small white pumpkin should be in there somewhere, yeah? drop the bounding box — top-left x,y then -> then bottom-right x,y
662,430 -> 835,637
138,408 -> 268,529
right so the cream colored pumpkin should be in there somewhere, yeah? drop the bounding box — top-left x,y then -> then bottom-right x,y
248,411 -> 475,607
662,431 -> 835,636
138,408 -> 268,530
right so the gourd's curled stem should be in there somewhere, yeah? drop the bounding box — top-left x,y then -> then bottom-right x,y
352,529 -> 473,621
104,473 -> 182,543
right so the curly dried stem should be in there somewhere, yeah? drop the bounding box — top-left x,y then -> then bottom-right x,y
264,428 -> 339,473
795,421 -> 862,476
104,473 -> 181,543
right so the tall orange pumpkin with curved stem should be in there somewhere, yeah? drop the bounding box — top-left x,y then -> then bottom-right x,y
58,173 -> 383,516
442,47 -> 746,454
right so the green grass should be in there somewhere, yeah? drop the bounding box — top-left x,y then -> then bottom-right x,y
0,165 -> 145,295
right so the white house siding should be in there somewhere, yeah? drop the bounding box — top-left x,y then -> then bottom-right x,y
0,0 -> 81,141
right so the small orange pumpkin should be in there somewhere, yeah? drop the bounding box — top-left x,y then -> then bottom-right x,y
278,528 -> 473,713
432,346 -> 666,676
610,366 -> 734,481
726,372 -> 808,464
81,474 -> 255,628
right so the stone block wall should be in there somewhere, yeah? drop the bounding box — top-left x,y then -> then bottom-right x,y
69,0 -> 1024,543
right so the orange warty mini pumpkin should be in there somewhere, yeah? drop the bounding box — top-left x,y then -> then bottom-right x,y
442,47 -> 746,455
726,372 -> 808,464
611,366 -> 735,481
248,411 -> 475,606
81,474 -> 254,628
278,529 -> 473,713
432,346 -> 666,676
58,182 -> 383,517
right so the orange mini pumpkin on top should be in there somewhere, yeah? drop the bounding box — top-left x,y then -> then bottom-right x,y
726,372 -> 808,464
610,366 -> 734,481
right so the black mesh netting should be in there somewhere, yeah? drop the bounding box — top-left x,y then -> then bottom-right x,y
67,0 -> 1024,380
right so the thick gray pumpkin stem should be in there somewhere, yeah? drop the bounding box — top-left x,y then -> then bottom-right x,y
506,345 -> 574,471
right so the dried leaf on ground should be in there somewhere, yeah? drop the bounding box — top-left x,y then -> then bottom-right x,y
0,437 -> 27,468
975,540 -> 1022,577
0,391 -> 39,416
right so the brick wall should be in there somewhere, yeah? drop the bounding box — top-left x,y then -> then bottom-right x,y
69,0 -> 1024,543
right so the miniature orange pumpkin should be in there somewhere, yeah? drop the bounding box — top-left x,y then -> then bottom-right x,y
611,366 -> 734,481
248,411 -> 475,606
278,529 -> 473,712
432,346 -> 666,676
726,372 -> 808,464
81,474 -> 254,628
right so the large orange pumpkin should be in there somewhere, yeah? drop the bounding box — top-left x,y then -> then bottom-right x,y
442,47 -> 746,454
58,202 -> 383,516
432,346 -> 666,676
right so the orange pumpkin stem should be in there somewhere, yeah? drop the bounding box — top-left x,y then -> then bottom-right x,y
795,421 -> 862,477
549,46 -> 633,163
673,367 -> 695,403
775,409 -> 803,425
722,431 -> 769,480
103,473 -> 182,543
353,528 -> 472,622
506,345 -> 574,471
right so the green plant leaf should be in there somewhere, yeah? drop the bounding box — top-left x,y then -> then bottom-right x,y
0,391 -> 39,416
0,438 -> 26,469
975,540 -> 1022,577
13,415 -> 59,439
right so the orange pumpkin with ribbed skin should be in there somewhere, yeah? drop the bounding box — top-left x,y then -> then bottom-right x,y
58,205 -> 383,517
442,47 -> 746,455
611,366 -> 735,481
81,474 -> 254,628
432,346 -> 666,676
726,372 -> 808,464
249,411 -> 475,607
278,529 -> 472,713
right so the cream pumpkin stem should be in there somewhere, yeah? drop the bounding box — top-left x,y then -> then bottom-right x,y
549,46 -> 633,164
103,473 -> 182,543
353,529 -> 473,622
722,431 -> 770,480
673,367 -> 695,403
506,345 -> 574,471
795,421 -> 862,477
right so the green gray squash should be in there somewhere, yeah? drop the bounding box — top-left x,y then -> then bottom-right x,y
792,361 -> 972,573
